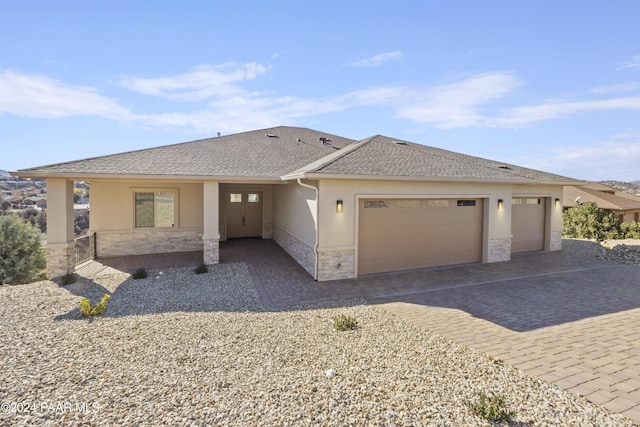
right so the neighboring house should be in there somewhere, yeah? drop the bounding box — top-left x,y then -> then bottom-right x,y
563,183 -> 640,223
23,196 -> 47,209
13,126 -> 580,280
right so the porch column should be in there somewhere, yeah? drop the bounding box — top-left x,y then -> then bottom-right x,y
202,181 -> 220,264
46,178 -> 75,278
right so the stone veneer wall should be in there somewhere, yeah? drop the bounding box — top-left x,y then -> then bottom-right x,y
488,237 -> 512,262
317,249 -> 355,281
203,238 -> 219,264
96,230 -> 203,258
272,224 -> 315,277
46,242 -> 76,279
550,230 -> 562,251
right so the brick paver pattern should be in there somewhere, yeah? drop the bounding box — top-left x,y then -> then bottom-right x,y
80,238 -> 640,423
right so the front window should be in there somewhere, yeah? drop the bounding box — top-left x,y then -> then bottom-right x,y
135,191 -> 175,228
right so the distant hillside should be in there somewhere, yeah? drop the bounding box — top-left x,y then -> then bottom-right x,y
0,170 -> 10,177
599,180 -> 640,196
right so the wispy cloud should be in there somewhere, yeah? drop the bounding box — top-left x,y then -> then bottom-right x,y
522,134 -> 640,181
349,51 -> 403,67
619,55 -> 640,70
4,65 -> 640,135
395,72 -> 522,128
590,83 -> 640,94
0,70 -> 134,120
493,97 -> 640,128
118,63 -> 270,102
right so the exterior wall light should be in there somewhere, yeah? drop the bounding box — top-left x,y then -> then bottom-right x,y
555,198 -> 560,207
336,199 -> 343,213
498,199 -> 503,210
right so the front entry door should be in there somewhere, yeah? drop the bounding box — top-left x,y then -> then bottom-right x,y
227,191 -> 263,238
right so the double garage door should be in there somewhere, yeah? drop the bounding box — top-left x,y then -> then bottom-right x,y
358,198 -> 483,275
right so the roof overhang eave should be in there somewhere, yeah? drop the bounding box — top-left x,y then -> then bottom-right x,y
282,172 -> 584,186
11,170 -> 284,183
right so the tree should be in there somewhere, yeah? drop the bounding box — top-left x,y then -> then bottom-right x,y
0,215 -> 46,284
562,201 -> 620,241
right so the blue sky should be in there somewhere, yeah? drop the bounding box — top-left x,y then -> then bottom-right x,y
1,1 -> 640,181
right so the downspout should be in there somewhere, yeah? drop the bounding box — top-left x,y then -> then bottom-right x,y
296,178 -> 319,280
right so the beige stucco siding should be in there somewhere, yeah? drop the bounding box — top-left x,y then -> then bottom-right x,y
90,180 -> 204,231
89,180 -> 205,257
273,181 -> 317,247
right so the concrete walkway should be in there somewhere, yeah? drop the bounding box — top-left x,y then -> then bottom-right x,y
79,238 -> 640,423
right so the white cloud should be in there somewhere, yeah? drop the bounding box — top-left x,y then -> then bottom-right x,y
590,83 -> 640,94
493,97 -> 640,128
519,135 -> 640,181
349,51 -> 403,67
620,55 -> 640,70
395,72 -> 521,128
118,63 -> 270,102
0,70 -> 134,120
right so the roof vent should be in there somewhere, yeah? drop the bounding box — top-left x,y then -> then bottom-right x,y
393,140 -> 407,145
217,132 -> 221,137
265,133 -> 278,138
319,137 -> 332,145
498,165 -> 512,170
297,138 -> 303,142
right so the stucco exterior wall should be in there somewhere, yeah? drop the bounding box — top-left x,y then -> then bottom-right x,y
315,179 -> 565,278
273,181 -> 318,277
89,180 -> 204,257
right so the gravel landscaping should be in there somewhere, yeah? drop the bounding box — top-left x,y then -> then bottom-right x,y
1,247 -> 638,426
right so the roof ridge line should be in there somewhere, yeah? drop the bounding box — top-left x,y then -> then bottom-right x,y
280,135 -> 380,180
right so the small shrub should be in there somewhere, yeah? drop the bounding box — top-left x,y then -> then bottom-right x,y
466,391 -> 514,423
132,268 -> 148,280
60,273 -> 77,285
194,263 -> 208,274
79,293 -> 111,317
332,314 -> 358,331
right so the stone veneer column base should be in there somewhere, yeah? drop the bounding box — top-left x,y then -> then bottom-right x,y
317,249 -> 355,281
46,242 -> 76,279
550,230 -> 562,251
203,238 -> 220,265
487,237 -> 512,263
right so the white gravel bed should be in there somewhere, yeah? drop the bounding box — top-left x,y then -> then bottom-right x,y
1,263 -> 635,426
563,238 -> 640,265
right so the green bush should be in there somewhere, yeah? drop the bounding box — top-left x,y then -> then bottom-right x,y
0,215 -> 46,284
562,202 -> 620,241
194,263 -> 208,274
132,268 -> 148,280
620,221 -> 640,239
79,293 -> 111,317
466,391 -> 514,423
332,314 -> 358,331
60,273 -> 77,285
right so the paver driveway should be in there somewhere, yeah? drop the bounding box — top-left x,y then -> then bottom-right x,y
83,239 -> 640,422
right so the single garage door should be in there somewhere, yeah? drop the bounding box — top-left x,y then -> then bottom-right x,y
511,197 -> 545,253
358,198 -> 483,275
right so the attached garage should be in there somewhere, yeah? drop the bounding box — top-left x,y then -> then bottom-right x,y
358,198 -> 484,275
511,197 -> 546,253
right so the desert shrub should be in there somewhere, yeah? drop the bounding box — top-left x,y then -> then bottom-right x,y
79,293 -> 111,317
60,273 -> 77,285
562,202 -> 620,241
332,314 -> 358,331
0,215 -> 46,284
466,391 -> 514,423
132,268 -> 148,280
194,263 -> 208,274
620,221 -> 640,239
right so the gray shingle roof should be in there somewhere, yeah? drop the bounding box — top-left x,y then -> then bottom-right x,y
16,127 -> 580,184
288,135 -> 580,184
16,126 -> 355,179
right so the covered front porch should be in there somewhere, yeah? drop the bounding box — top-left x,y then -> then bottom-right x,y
45,178 -> 280,279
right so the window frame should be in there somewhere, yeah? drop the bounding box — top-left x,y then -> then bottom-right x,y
132,188 -> 179,229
